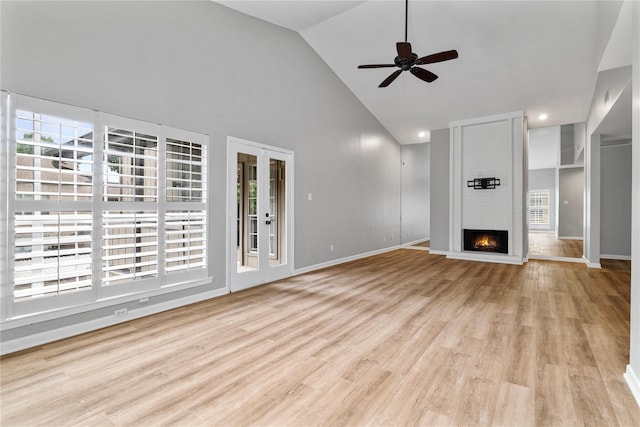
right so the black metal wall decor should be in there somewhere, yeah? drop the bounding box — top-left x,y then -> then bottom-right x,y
467,177 -> 500,190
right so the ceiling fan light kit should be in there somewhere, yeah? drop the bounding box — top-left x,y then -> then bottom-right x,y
358,0 -> 459,88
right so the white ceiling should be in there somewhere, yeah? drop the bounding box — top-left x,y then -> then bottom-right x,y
216,1 -> 625,145
216,1 -> 366,31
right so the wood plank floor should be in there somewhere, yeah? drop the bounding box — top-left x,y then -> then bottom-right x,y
412,240 -> 430,248
1,250 -> 639,426
528,233 -> 584,258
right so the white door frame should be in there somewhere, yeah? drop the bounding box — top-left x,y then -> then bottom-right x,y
226,136 -> 294,292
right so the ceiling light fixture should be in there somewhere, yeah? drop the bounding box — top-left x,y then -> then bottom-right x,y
538,113 -> 548,120
418,131 -> 426,138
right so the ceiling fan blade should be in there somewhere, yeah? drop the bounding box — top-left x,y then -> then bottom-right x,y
410,67 -> 438,83
358,64 -> 397,69
396,42 -> 412,59
417,49 -> 459,65
379,70 -> 403,87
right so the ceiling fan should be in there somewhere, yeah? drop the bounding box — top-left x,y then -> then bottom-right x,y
358,0 -> 459,87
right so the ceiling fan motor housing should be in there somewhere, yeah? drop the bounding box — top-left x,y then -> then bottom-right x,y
394,53 -> 418,71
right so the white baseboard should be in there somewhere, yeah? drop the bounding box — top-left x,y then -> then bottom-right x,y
583,256 -> 602,269
403,237 -> 430,246
558,236 -> 584,240
0,288 -> 228,356
293,245 -> 401,276
403,245 -> 429,251
427,249 -> 449,256
600,254 -> 632,261
625,365 -> 640,408
527,255 -> 586,264
446,252 -> 524,265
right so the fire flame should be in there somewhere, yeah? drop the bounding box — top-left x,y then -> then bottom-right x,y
474,235 -> 497,249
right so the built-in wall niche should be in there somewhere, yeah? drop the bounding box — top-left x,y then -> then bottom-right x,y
448,111 -> 526,264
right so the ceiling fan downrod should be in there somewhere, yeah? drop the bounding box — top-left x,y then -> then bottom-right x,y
404,0 -> 408,43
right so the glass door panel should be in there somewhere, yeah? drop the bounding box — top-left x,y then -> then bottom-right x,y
268,158 -> 286,267
236,153 -> 258,274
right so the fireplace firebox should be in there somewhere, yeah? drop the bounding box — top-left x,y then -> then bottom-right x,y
463,229 -> 508,254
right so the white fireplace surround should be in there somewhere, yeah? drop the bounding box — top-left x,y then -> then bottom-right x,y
448,111 -> 526,264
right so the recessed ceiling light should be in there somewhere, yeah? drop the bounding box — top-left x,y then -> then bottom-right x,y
538,113 -> 548,120
418,131 -> 426,138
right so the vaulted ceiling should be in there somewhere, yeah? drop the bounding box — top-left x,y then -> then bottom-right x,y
216,1 -> 626,145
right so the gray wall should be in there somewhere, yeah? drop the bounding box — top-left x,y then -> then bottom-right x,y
584,67 -> 631,266
1,0 -> 401,270
429,128 -> 450,252
0,1 -> 402,343
600,142 -> 632,257
401,143 -> 430,244
560,124 -> 575,165
558,167 -> 584,238
528,168 -> 556,232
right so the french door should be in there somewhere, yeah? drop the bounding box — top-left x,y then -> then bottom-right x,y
227,137 -> 293,292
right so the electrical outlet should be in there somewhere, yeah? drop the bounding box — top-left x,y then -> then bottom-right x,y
330,244 -> 334,251
114,308 -> 128,317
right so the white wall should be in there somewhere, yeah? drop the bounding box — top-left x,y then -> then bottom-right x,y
449,111 -> 525,264
401,143 -> 430,244
584,66 -> 632,268
0,1 -> 402,349
528,126 -> 560,170
625,0 -> 640,405
574,122 -> 586,163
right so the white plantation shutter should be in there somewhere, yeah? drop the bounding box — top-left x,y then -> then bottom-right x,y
10,96 -> 96,315
529,190 -> 550,225
164,129 -> 207,278
165,210 -> 207,273
3,95 -> 210,320
14,211 -> 93,299
102,211 -> 159,286
104,127 -> 158,202
15,109 -> 94,202
166,138 -> 205,203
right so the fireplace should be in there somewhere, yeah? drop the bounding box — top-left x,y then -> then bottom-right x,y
463,229 -> 508,254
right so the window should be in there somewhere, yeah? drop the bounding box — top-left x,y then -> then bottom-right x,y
529,190 -> 550,225
2,94 -> 209,320
164,132 -> 207,275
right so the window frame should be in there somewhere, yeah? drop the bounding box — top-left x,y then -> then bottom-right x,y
1,94 -> 210,322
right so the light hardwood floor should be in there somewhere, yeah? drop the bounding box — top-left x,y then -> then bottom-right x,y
528,232 -> 583,258
412,240 -> 430,248
1,250 -> 639,426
